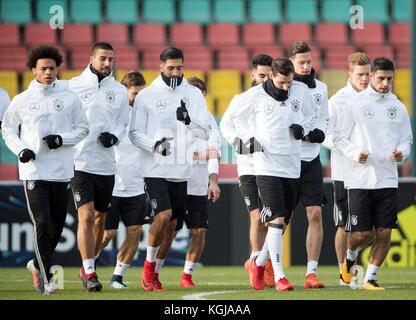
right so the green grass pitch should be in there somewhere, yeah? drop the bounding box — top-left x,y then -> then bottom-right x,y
0,266 -> 415,300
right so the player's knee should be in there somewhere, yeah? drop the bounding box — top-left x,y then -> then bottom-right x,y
78,211 -> 95,227
191,228 -> 206,239
307,207 -> 322,224
375,227 -> 391,240
351,231 -> 372,244
103,229 -> 117,242
127,225 -> 142,237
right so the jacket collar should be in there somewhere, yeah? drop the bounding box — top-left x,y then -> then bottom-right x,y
82,64 -> 113,86
29,79 -> 59,95
365,83 -> 391,101
153,74 -> 187,91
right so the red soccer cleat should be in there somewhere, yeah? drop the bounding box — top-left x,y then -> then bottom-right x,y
251,259 -> 265,290
276,277 -> 294,291
244,258 -> 254,287
304,273 -> 325,289
264,259 -> 275,288
141,260 -> 156,292
153,272 -> 167,291
180,273 -> 196,287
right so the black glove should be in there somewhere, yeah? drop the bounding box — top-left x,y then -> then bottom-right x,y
289,124 -> 305,140
99,132 -> 118,148
176,100 -> 191,125
18,148 -> 35,163
154,137 -> 173,156
232,137 -> 249,155
43,134 -> 63,149
247,137 -> 263,153
305,128 -> 325,143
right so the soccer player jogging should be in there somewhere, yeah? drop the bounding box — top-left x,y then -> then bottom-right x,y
151,76 -> 221,290
220,54 -> 276,287
129,47 -> 211,292
288,41 -> 329,289
68,42 -> 129,292
334,57 -> 413,290
96,71 -> 152,289
2,45 -> 89,294
322,52 -> 375,285
222,57 -> 316,291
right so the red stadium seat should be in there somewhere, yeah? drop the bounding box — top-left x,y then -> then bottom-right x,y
170,23 -> 203,46
249,46 -> 284,59
0,23 -> 20,46
395,45 -> 410,68
389,22 -> 409,47
242,23 -> 275,47
207,23 -> 240,48
61,24 -> 94,46
358,45 -> 394,62
0,163 -> 18,181
24,23 -> 57,46
181,45 -> 213,71
217,46 -> 249,71
141,46 -> 168,69
315,23 -> 348,48
96,23 -> 129,45
324,45 -> 355,69
278,23 -> 312,48
69,45 -> 92,69
351,23 -> 385,46
133,23 -> 166,46
0,45 -> 28,72
113,45 -> 139,70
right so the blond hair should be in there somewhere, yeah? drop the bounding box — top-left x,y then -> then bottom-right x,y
348,52 -> 371,71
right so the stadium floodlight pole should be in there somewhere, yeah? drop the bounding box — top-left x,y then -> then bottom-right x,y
412,0 -> 416,176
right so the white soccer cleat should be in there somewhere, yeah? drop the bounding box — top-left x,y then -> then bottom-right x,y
109,280 -> 128,289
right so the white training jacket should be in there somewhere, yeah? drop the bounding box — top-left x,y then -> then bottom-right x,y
187,111 -> 221,196
67,66 -> 129,175
2,79 -> 89,181
220,92 -> 256,177
225,81 -> 316,178
301,79 -> 329,161
322,80 -> 358,181
0,87 -> 11,121
129,75 -> 211,180
333,85 -> 413,189
113,108 -> 145,197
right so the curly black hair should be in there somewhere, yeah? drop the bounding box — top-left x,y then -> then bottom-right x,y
26,45 -> 63,69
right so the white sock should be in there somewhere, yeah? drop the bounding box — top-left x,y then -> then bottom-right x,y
184,260 -> 197,276
250,251 -> 261,260
146,246 -> 159,263
364,264 -> 380,283
83,259 -> 95,275
339,263 -> 343,273
155,258 -> 165,274
306,260 -> 319,276
113,261 -> 130,277
267,224 -> 285,281
346,248 -> 358,261
255,235 -> 269,267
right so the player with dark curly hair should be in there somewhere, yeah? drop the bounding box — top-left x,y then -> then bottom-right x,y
2,45 -> 89,294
